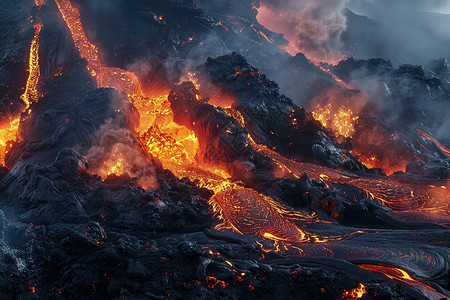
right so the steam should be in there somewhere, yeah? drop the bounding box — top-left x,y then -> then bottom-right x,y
85,119 -> 159,190
257,0 -> 349,63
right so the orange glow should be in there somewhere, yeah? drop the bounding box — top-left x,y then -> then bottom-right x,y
417,128 -> 450,157
34,0 -> 45,6
252,140 -> 449,219
186,72 -> 200,90
21,23 -> 42,109
218,21 -> 229,31
341,283 -> 367,299
359,264 -> 448,299
309,87 -> 416,174
258,31 -> 274,44
135,91 -> 199,166
350,149 -> 411,174
319,66 -> 355,90
54,0 -> 102,74
54,0 -> 148,180
106,154 -> 124,177
2,17 -> 44,166
358,264 -> 417,282
50,0 -> 448,257
0,117 -> 21,166
312,102 -> 359,138
54,0 -> 143,96
210,186 -> 310,243
132,91 -> 325,247
205,276 -> 228,289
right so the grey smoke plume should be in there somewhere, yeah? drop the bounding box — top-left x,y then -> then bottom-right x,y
257,0 -> 349,62
85,118 -> 159,190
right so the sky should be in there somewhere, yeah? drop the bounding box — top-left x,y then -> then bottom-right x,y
347,0 -> 450,14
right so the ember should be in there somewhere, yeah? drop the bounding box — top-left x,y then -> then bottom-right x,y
341,283 -> 367,299
0,0 -> 448,299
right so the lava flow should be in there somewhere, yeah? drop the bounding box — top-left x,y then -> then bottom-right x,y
21,23 -> 42,109
29,0 -> 450,249
53,0 -> 321,246
358,264 -> 449,299
0,117 -> 20,166
54,0 -> 143,97
417,128 -> 450,157
0,0 -> 449,298
0,1 -> 43,167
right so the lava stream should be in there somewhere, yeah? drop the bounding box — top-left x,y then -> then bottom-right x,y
21,23 -> 42,109
54,0 -> 143,96
417,128 -> 450,157
251,137 -> 449,217
358,264 -> 448,300
1,2 -> 44,167
53,0 -> 320,245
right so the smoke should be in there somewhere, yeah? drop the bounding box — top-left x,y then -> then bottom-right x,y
344,0 -> 450,65
85,118 -> 159,190
256,0 -> 349,63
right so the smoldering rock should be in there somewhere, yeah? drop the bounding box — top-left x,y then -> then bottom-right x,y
406,159 -> 450,179
331,57 -> 450,147
195,53 -> 364,171
0,0 -> 35,120
0,0 -> 448,299
168,81 -> 275,185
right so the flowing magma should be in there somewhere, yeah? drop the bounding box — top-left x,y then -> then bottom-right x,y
7,0 -> 448,250
51,0 -> 323,245
0,18 -> 43,165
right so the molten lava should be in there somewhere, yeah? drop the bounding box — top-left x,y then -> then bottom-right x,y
1,1 -> 44,167
210,186 -> 310,243
417,128 -> 450,157
0,117 -> 21,166
319,66 -> 355,90
51,0 -> 449,256
21,23 -> 42,109
341,283 -> 367,300
358,264 -> 448,299
54,0 -> 143,96
311,102 -> 359,138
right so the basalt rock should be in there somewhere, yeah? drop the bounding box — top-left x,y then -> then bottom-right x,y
168,81 -> 275,186
196,53 -> 365,171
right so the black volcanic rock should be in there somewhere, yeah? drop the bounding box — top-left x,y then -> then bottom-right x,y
196,53 -> 364,171
332,57 -> 450,139
0,1 -> 448,299
168,81 -> 275,185
406,159 -> 450,179
0,1 -> 37,120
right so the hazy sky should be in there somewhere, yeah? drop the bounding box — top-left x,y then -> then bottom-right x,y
347,0 -> 450,14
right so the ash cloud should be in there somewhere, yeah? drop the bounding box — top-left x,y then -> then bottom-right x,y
257,0 -> 349,62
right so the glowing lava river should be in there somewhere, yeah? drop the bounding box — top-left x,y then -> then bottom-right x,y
0,0 -> 448,298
